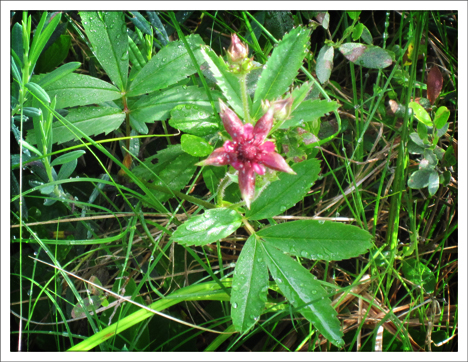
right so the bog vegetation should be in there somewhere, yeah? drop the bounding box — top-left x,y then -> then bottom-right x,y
10,10 -> 457,352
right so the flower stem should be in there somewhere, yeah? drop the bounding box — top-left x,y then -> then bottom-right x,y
239,73 -> 251,123
216,172 -> 234,207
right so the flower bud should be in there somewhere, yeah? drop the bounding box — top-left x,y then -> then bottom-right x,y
272,97 -> 293,121
227,34 -> 249,63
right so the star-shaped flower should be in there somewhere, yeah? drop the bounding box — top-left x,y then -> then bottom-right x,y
198,99 -> 295,208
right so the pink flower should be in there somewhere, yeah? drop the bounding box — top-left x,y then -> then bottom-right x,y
198,100 -> 295,208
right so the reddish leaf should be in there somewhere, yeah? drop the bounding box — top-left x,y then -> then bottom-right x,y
427,66 -> 443,104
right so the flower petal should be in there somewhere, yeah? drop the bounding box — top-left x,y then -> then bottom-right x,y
253,107 -> 274,142
219,99 -> 244,140
260,152 -> 296,174
252,162 -> 266,175
196,147 -> 230,167
238,162 -> 256,209
260,141 -> 276,153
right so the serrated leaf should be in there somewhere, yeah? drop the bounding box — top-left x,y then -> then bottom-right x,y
181,134 -> 213,157
401,259 -> 436,294
339,43 -> 393,69
200,46 -> 244,118
131,86 -> 221,125
231,236 -> 269,332
281,99 -> 340,129
408,101 -> 432,127
35,62 -> 81,88
170,208 -> 242,246
40,72 -> 121,109
316,45 -> 334,84
127,34 -> 205,97
290,81 -> 313,111
252,26 -> 311,119
169,103 -> 219,136
261,242 -> 344,347
80,11 -> 128,91
51,150 -> 86,166
258,220 -> 372,261
247,158 -> 320,220
26,106 -> 125,145
434,106 -> 450,129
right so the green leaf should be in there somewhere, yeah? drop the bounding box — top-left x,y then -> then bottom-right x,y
57,158 -> 77,180
408,169 -> 438,189
434,106 -> 450,129
11,56 -> 22,83
133,145 -> 198,203
170,208 -> 242,246
169,103 -> 219,136
290,81 -> 313,111
25,82 -> 51,103
146,11 -> 169,46
26,106 -> 125,145
202,166 -> 226,195
408,101 -> 432,127
261,242 -> 344,347
231,236 -> 269,332
129,11 -> 152,35
347,11 -> 361,20
29,12 -> 61,67
247,158 -> 321,220
352,23 -> 364,41
427,171 -> 440,196
51,150 -> 86,166
35,62 -> 81,88
316,45 -> 334,84
339,43 -> 393,69
127,34 -> 205,97
417,120 -> 428,142
22,107 -> 42,118
181,134 -> 213,157
401,259 -> 436,294
258,220 -> 372,261
35,34 -> 72,74
252,26 -> 311,119
11,22 -> 23,65
281,99 -> 340,129
71,296 -> 102,319
200,46 -> 244,119
264,11 -> 294,40
360,25 -> 373,45
131,86 -> 221,124
80,11 -> 128,91
443,146 -> 457,167
40,72 -> 121,109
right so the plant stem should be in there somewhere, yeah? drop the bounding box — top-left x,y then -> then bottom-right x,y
239,73 -> 251,123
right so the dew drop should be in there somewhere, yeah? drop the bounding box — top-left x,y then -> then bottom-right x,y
232,302 -> 238,309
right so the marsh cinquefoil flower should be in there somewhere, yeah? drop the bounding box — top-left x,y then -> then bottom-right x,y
198,100 -> 295,208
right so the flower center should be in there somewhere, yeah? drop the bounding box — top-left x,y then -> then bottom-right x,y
237,141 -> 258,161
